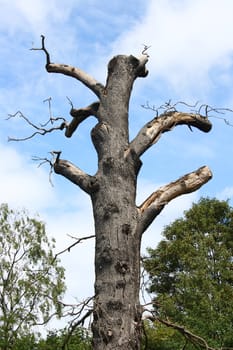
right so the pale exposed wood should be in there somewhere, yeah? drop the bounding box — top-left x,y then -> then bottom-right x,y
138,166 -> 213,234
130,112 -> 212,157
32,36 -> 104,98
46,63 -> 104,98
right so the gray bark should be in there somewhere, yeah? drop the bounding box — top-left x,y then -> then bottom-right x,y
43,45 -> 212,349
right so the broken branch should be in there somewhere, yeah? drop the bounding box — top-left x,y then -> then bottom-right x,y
130,111 -> 212,158
66,101 -> 99,138
54,157 -> 99,194
138,166 -> 212,234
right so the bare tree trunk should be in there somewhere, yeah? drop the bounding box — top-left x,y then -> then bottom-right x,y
91,181 -> 141,349
21,38 -> 213,349
90,55 -> 144,349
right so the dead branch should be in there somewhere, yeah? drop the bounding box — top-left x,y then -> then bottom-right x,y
7,111 -> 67,142
54,157 -> 99,193
130,110 -> 212,158
141,100 -> 233,128
142,44 -> 151,56
31,35 -> 104,98
52,234 -> 95,264
30,35 -> 50,65
138,166 -> 212,235
61,297 -> 94,350
65,101 -> 99,138
61,309 -> 93,350
41,97 -> 53,125
8,97 -> 100,141
32,154 -> 57,186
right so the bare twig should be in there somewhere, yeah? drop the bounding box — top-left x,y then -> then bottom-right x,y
61,310 -> 93,350
30,34 -> 51,65
141,100 -> 233,127
7,111 -> 67,142
52,234 -> 95,264
61,296 -> 94,350
32,151 -> 61,186
142,44 -> 151,56
140,258 -> 153,307
32,155 -> 54,186
43,97 -> 53,123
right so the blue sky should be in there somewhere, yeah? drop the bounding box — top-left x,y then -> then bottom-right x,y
1,0 -> 233,331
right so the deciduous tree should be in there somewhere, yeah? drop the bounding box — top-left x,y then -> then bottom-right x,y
0,203 -> 66,350
144,198 -> 233,349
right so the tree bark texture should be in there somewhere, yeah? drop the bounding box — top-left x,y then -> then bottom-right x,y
41,42 -> 212,349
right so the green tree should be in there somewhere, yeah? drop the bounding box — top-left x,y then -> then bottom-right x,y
144,198 -> 233,349
142,320 -> 184,350
0,203 -> 66,350
38,327 -> 91,350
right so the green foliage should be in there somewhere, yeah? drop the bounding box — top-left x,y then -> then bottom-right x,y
0,203 -> 66,350
144,198 -> 233,349
142,320 -> 185,350
2,327 -> 91,350
38,327 -> 92,350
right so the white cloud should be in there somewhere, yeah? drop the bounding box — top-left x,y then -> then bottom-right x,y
0,0 -> 75,35
216,186 -> 233,201
0,143 -> 57,212
110,0 -> 233,97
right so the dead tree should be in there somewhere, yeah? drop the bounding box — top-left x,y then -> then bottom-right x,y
13,36 -> 212,349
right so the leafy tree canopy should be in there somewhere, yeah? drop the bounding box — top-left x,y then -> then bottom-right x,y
0,203 -> 66,350
6,327 -> 91,350
144,197 -> 233,349
37,327 -> 91,350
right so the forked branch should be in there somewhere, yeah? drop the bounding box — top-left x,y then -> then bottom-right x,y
138,166 -> 212,234
8,99 -> 99,141
7,111 -> 67,141
31,35 -> 104,98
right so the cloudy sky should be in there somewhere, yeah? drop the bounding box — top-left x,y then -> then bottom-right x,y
1,0 -> 233,331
